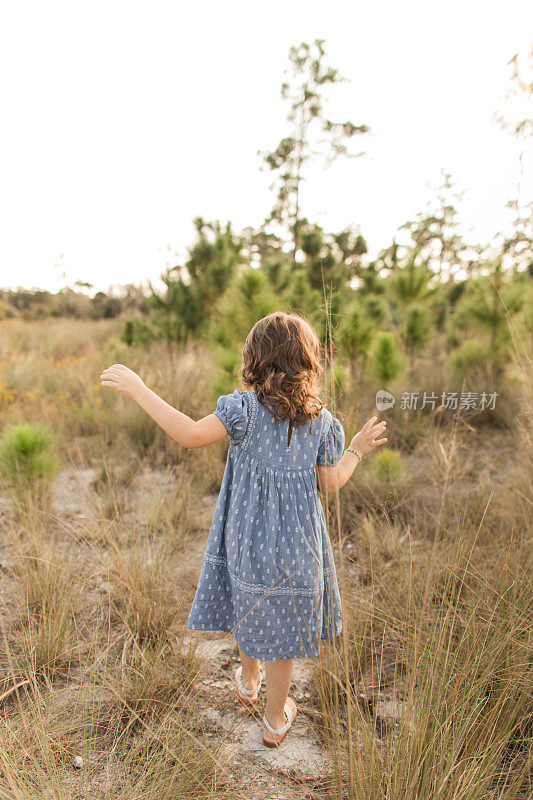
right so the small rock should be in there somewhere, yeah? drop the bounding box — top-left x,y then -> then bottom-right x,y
72,755 -> 84,769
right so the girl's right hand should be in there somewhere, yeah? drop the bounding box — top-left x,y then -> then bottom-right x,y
350,416 -> 387,457
100,364 -> 146,401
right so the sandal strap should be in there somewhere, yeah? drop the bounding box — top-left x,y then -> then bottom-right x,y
237,666 -> 263,696
262,702 -> 294,736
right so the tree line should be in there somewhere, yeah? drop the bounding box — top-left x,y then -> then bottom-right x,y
1,40 -> 531,395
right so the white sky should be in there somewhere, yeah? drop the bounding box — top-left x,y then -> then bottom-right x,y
0,1 -> 532,293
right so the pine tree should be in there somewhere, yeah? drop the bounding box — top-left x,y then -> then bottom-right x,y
336,305 -> 375,379
208,269 -> 280,391
144,219 -> 242,350
259,39 -> 369,265
367,331 -> 405,385
457,259 -> 524,380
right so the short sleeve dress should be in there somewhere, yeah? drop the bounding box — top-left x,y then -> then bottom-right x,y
186,389 -> 345,660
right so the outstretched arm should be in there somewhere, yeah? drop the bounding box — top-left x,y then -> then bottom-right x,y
100,364 -> 228,448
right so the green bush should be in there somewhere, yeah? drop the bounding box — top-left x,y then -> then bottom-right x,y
0,423 -> 62,492
367,331 -> 405,384
375,447 -> 403,481
449,339 -> 506,379
450,339 -> 486,372
121,317 -> 157,347
401,303 -> 433,355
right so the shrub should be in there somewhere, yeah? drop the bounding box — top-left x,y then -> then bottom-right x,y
121,317 -> 157,347
450,338 -> 484,369
401,304 -> 433,355
367,331 -> 405,384
0,422 -> 61,493
375,447 -> 403,481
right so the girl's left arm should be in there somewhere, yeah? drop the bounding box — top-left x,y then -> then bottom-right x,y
100,364 -> 228,448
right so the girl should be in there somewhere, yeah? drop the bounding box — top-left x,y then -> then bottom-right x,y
100,311 -> 387,748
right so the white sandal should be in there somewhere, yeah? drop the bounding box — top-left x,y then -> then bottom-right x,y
262,700 -> 297,747
234,665 -> 264,706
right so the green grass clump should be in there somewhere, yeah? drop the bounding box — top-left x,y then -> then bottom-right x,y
0,422 -> 61,494
375,447 -> 403,481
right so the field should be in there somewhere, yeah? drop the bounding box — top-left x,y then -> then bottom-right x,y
0,316 -> 531,799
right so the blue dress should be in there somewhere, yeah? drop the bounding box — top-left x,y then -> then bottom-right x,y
186,389 -> 345,660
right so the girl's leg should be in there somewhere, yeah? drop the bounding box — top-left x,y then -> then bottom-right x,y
264,657 -> 295,729
238,644 -> 262,691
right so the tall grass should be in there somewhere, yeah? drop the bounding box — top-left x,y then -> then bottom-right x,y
0,319 -> 229,491
0,487 -> 242,799
0,313 -> 530,797
0,324 -> 249,797
312,292 -> 532,799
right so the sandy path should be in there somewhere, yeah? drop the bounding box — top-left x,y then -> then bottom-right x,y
180,494 -> 335,798
48,466 -> 336,797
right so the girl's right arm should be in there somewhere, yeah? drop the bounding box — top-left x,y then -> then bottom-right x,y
316,416 -> 387,494
100,363 -> 228,448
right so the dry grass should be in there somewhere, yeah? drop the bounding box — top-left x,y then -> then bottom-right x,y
310,303 -> 533,799
0,481 -> 241,798
0,320 -> 245,796
0,315 -> 531,798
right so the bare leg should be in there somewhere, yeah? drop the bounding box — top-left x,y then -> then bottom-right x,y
238,644 -> 262,692
264,657 -> 295,730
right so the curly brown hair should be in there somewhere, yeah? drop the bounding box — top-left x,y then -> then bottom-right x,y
238,311 -> 325,446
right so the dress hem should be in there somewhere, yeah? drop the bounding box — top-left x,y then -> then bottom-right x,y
186,622 -> 342,660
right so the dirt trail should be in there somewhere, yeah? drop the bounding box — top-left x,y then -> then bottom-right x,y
48,466 -> 336,797
183,632 -> 332,795
180,493 -> 335,796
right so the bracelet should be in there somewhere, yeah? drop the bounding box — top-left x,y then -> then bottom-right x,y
345,447 -> 363,462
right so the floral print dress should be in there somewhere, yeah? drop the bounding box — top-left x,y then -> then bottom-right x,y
186,389 -> 345,660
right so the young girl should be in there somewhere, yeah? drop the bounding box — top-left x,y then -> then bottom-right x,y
100,311 -> 387,747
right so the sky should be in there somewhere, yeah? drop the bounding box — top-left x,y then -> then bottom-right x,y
0,1 -> 532,294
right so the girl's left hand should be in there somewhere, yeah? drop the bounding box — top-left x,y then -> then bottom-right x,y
100,364 -> 146,400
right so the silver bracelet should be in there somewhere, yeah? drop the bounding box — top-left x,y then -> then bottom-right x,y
345,447 -> 363,462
